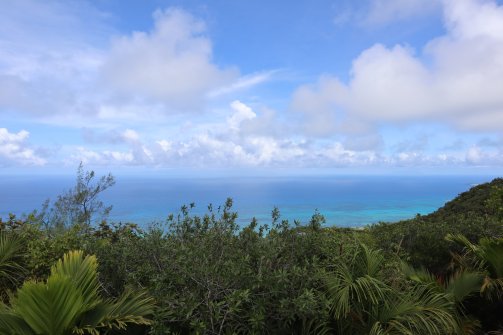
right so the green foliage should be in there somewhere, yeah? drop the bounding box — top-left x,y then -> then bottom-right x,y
0,232 -> 25,300
403,263 -> 484,334
86,201 -> 364,334
369,178 -> 503,275
447,234 -> 503,300
2,169 -> 502,334
444,234 -> 503,333
0,250 -> 154,335
430,178 -> 503,221
325,244 -> 460,335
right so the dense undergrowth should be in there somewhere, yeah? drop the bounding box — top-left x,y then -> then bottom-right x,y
0,168 -> 502,334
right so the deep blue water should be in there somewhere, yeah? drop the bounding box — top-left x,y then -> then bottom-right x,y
0,175 -> 496,227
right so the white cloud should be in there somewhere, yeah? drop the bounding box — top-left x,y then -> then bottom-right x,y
466,146 -> 482,163
208,70 -> 277,98
291,76 -> 371,137
69,147 -> 134,166
465,145 -> 503,165
297,0 -> 503,133
291,76 -> 343,136
227,100 -> 257,131
1,0 -> 502,170
0,3 -> 243,123
321,143 -> 376,165
122,129 -> 140,143
0,128 -> 45,165
66,100 -> 503,169
156,140 -> 172,152
442,0 -> 503,39
101,8 -> 238,110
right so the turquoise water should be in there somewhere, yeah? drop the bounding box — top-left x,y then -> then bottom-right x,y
0,175 -> 496,227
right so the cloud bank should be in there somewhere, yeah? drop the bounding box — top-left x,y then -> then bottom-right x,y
0,0 -> 502,171
296,0 -> 503,133
0,128 -> 45,166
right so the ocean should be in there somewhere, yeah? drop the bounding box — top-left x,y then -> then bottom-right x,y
0,175 -> 496,228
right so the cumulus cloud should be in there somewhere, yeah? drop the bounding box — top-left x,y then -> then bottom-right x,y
0,128 -> 45,165
321,143 -> 378,166
121,129 -> 140,143
291,76 -> 343,136
0,3 -> 251,122
465,145 -> 503,165
298,0 -> 503,133
70,147 -> 134,165
227,100 -> 257,131
68,99 -> 503,169
291,76 -> 372,137
101,8 -> 238,110
2,0 -> 502,170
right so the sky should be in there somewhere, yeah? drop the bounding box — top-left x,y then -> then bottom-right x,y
0,0 -> 502,175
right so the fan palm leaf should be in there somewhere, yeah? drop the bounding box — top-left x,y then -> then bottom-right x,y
0,232 -> 25,287
0,250 -> 154,335
447,234 -> 503,300
326,244 -> 460,335
11,275 -> 84,335
369,285 -> 458,335
402,263 -> 482,303
326,244 -> 390,320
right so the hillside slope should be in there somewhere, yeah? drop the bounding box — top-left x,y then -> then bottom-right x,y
425,177 -> 503,222
369,177 -> 503,274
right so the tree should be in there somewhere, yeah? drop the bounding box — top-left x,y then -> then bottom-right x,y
50,163 -> 115,228
0,250 -> 154,335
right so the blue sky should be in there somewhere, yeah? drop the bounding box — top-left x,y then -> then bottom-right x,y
0,0 -> 502,175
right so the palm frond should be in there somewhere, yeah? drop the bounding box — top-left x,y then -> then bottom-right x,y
0,232 -> 25,286
1,250 -> 155,334
479,238 -> 503,278
0,302 -> 34,335
401,263 -> 436,286
447,234 -> 503,300
11,275 -> 84,335
372,285 -> 458,335
50,250 -> 101,309
100,289 -> 154,330
445,271 -> 482,303
359,243 -> 385,278
326,244 -> 390,322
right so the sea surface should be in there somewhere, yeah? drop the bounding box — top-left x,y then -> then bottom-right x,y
0,175 -> 496,228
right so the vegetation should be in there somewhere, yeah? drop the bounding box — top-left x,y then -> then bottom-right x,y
369,178 -> 503,274
0,167 -> 501,334
0,250 -> 154,335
